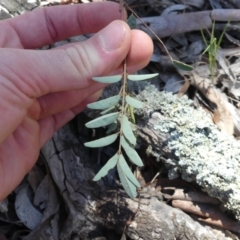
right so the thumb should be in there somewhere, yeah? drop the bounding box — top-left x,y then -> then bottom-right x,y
0,20 -> 131,99
0,20 -> 131,143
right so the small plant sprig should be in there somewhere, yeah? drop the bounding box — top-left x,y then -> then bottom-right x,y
201,20 -> 230,81
84,71 -> 158,198
84,2 -> 194,198
84,3 -> 159,199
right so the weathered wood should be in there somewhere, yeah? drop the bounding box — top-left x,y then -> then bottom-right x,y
36,116 -> 231,240
134,84 -> 240,221
0,0 -> 38,16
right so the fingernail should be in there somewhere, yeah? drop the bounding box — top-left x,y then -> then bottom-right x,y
97,21 -> 126,51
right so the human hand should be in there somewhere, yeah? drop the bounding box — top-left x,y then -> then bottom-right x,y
0,2 -> 153,200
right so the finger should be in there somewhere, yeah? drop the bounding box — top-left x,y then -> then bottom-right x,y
0,21 -> 153,144
126,29 -> 153,70
0,20 -> 131,99
28,30 -> 153,120
0,88 -> 98,200
39,91 -> 102,146
0,2 -> 124,48
56,28 -> 153,73
0,117 -> 40,200
29,83 -> 105,120
0,20 -> 129,144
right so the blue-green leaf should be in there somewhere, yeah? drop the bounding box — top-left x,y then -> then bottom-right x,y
93,153 -> 119,181
127,14 -> 137,29
84,133 -> 119,148
118,154 -> 141,187
126,96 -> 144,109
85,112 -> 119,128
92,75 -> 122,83
87,95 -> 121,109
100,106 -> 115,115
122,115 -> 136,146
127,73 -> 158,81
172,60 -> 193,71
106,121 -> 118,134
121,136 -> 143,167
117,155 -> 137,198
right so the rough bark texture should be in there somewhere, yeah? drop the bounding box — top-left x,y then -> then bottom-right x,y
134,84 -> 240,220
0,0 -> 37,17
34,116 -> 232,240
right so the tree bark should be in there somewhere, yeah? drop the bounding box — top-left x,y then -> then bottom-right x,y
29,115 -> 232,240
135,84 -> 240,221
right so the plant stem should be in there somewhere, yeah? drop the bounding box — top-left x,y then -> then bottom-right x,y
118,0 -> 127,154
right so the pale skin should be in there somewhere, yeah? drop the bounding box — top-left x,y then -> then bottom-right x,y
0,2 -> 153,200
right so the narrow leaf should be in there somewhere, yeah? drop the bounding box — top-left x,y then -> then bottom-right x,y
127,73 -> 158,81
92,75 -> 122,83
93,153 -> 119,181
126,95 -> 144,109
122,114 -> 136,146
127,14 -> 137,29
87,95 -> 120,109
117,155 -> 137,198
100,106 -> 115,115
106,121 -> 118,134
84,133 -> 118,148
85,112 -> 119,128
129,105 -> 135,124
172,60 -> 193,71
118,154 -> 141,187
121,136 -> 143,167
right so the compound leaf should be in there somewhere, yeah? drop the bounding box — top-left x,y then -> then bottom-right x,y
122,114 -> 136,146
127,73 -> 158,81
172,60 -> 193,71
85,112 -> 119,128
84,133 -> 118,148
92,75 -> 122,83
121,136 -> 143,167
93,153 -> 119,181
117,155 -> 137,198
87,95 -> 120,109
126,95 -> 144,109
118,154 -> 141,187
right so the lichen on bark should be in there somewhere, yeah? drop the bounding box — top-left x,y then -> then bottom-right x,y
136,84 -> 240,220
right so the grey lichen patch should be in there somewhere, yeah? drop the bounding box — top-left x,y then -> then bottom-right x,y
136,84 -> 240,220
